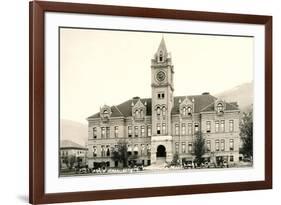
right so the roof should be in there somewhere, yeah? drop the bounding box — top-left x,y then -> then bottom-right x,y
60,140 -> 87,150
87,94 -> 239,119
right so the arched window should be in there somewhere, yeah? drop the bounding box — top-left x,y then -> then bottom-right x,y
156,107 -> 161,115
183,107 -> 187,116
217,103 -> 223,112
159,51 -> 163,62
140,109 -> 143,118
103,110 -> 108,114
162,107 -> 166,116
135,110 -> 140,118
187,107 -> 192,115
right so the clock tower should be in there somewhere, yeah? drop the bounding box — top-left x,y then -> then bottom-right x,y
150,37 -> 174,164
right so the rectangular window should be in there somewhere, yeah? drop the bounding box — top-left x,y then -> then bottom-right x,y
93,146 -> 97,157
215,121 -> 219,132
134,126 -> 139,137
175,142 -> 179,153
106,145 -> 110,156
101,145 -> 105,157
93,127 -> 97,138
220,120 -> 225,132
147,125 -> 151,137
206,121 -> 211,133
188,143 -> 192,153
182,142 -> 186,153
221,139 -> 225,151
114,126 -> 118,138
157,123 -> 161,134
188,123 -> 192,135
230,155 -> 234,162
128,126 -> 132,138
182,123 -> 186,135
215,140 -> 220,151
206,140 -> 211,152
162,123 -> 166,135
230,139 -> 234,151
101,127 -> 105,138
229,120 -> 234,132
141,126 -> 145,137
194,123 -> 199,133
106,127 -> 110,138
175,124 -> 179,135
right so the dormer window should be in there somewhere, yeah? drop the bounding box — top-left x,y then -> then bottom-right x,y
135,110 -> 140,118
183,107 -> 187,116
217,103 -> 223,112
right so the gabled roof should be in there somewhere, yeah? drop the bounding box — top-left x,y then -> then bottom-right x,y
171,94 -> 217,114
60,140 -> 87,150
87,94 -> 239,120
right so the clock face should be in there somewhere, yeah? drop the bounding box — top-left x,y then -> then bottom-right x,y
156,71 -> 166,82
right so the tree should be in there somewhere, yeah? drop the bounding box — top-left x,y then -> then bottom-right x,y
171,152 -> 180,166
194,131 -> 206,166
111,140 -> 129,168
62,155 -> 77,170
240,110 -> 253,160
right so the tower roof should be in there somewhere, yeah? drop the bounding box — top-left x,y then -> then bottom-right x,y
156,36 -> 167,54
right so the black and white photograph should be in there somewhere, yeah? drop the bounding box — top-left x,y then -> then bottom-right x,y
59,28 -> 254,176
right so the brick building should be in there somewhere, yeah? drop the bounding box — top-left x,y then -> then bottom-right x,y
87,38 -> 240,168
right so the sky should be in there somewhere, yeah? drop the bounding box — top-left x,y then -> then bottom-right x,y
60,28 -> 253,124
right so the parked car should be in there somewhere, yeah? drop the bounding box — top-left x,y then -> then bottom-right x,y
183,160 -> 193,169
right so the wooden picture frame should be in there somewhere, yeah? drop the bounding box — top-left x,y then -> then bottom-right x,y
29,1 -> 272,204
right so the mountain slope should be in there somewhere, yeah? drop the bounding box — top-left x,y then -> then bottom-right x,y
60,119 -> 88,146
215,82 -> 253,112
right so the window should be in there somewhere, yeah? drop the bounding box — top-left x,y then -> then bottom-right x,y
101,145 -> 105,157
182,142 -> 186,153
106,145 -> 110,156
187,107 -> 192,114
188,123 -> 192,135
158,93 -> 161,99
194,123 -> 199,133
220,120 -> 225,132
230,155 -> 234,162
93,146 -> 97,157
156,107 -> 161,118
217,103 -> 223,112
175,124 -> 179,135
157,123 -> 161,134
114,126 -> 118,138
106,127 -> 110,138
206,121 -> 211,133
215,140 -> 220,151
140,109 -> 144,118
206,140 -> 211,152
101,127 -> 105,138
162,106 -> 166,116
128,126 -> 132,138
141,144 -> 145,155
162,93 -> 165,98
147,125 -> 151,137
134,126 -> 139,137
182,123 -> 186,135
230,139 -> 234,151
221,139 -> 225,151
134,144 -> 138,155
135,110 -> 140,118
229,120 -> 234,132
215,121 -> 219,132
141,126 -> 145,137
162,123 -> 166,135
93,127 -> 97,138
157,93 -> 165,99
159,51 -> 163,62
183,107 -> 187,116
175,142 -> 179,153
188,143 -> 193,153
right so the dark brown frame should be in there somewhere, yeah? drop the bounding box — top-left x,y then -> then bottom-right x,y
29,1 -> 272,204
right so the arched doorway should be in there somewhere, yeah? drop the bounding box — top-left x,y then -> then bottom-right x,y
156,145 -> 166,158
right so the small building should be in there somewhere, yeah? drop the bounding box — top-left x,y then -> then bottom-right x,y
60,140 -> 88,169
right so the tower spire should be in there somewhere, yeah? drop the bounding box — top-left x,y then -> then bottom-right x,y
157,36 -> 167,54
